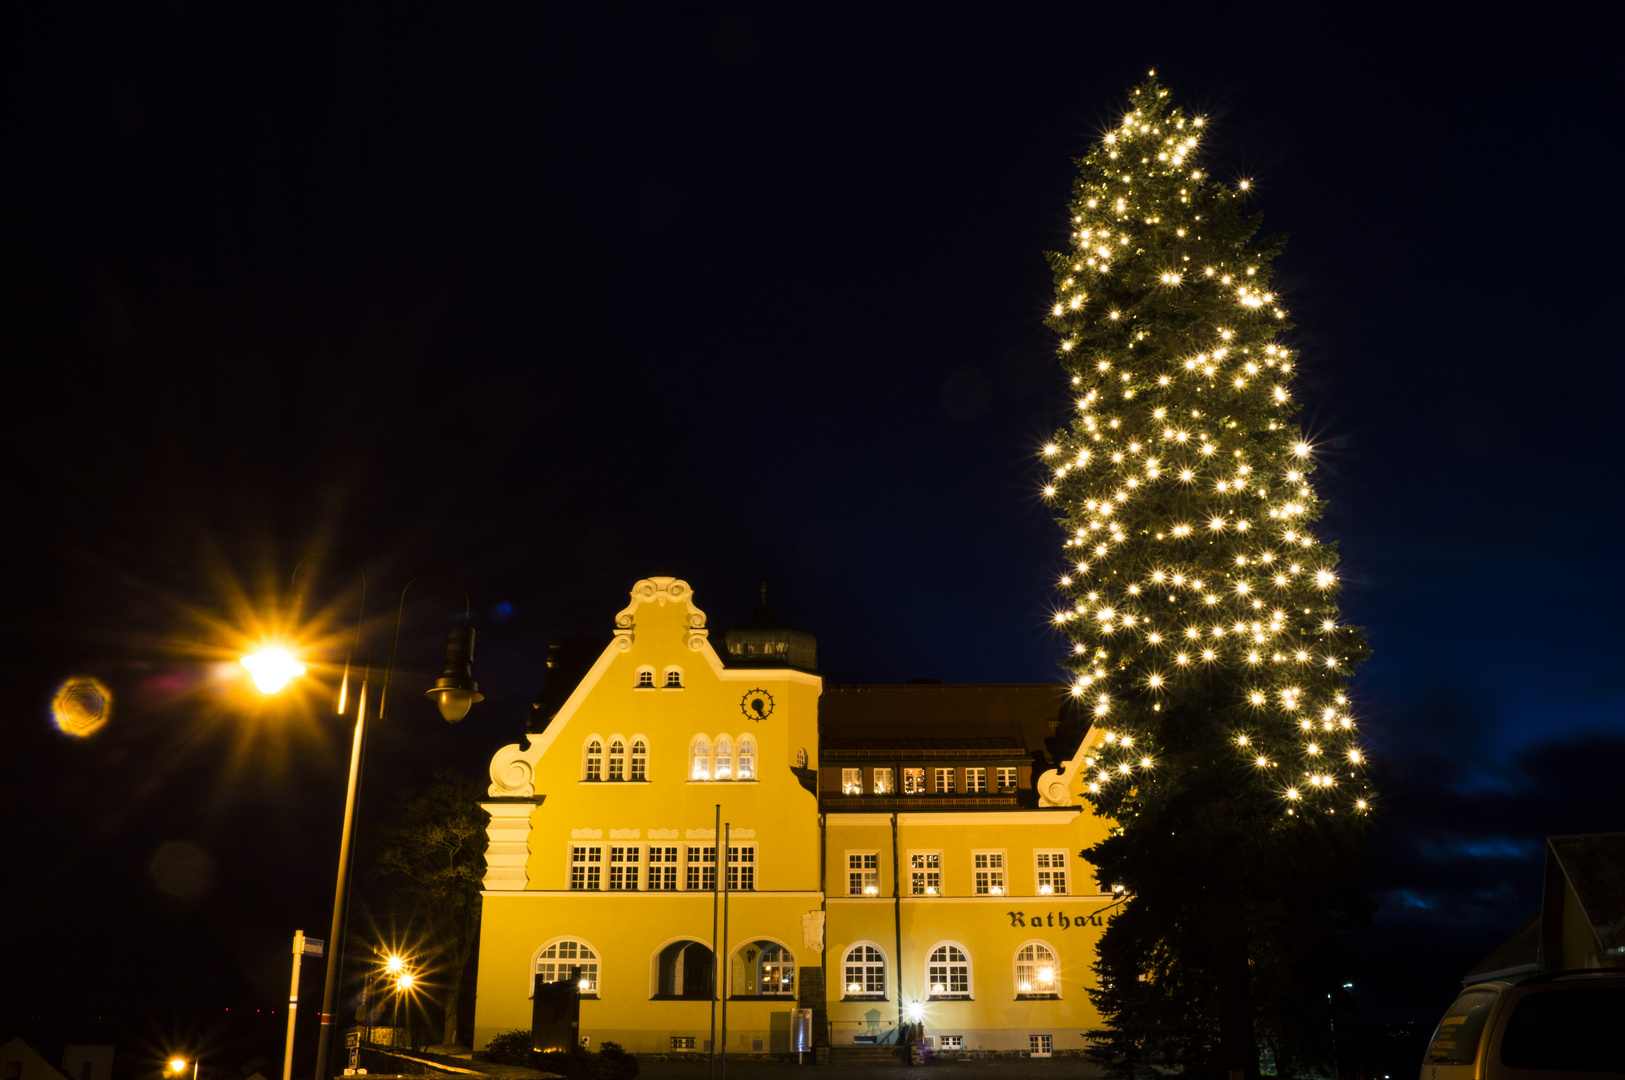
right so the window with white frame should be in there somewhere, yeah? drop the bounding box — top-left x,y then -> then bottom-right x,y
938,1036 -> 963,1050
608,739 -> 625,781
966,767 -> 987,793
927,944 -> 970,998
727,844 -> 755,891
670,1037 -> 695,1050
691,736 -> 711,780
1035,851 -> 1068,895
636,669 -> 655,689
841,768 -> 862,795
934,767 -> 956,794
910,852 -> 941,896
569,845 -> 602,890
630,739 -> 648,781
848,852 -> 879,896
1029,1035 -> 1052,1057
796,747 -> 808,768
715,735 -> 734,780
873,768 -> 894,794
686,845 -> 716,891
759,943 -> 795,996
1015,942 -> 1059,997
973,851 -> 1005,895
648,845 -> 678,890
737,736 -> 756,780
903,767 -> 925,794
584,739 -> 602,781
608,846 -> 640,890
664,667 -> 683,688
997,766 -> 1018,791
842,944 -> 886,997
535,938 -> 598,996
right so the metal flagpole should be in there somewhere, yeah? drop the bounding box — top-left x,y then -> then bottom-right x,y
720,822 -> 730,1080
709,804 -> 720,1080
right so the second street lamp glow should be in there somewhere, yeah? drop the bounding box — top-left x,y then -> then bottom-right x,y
241,649 -> 306,694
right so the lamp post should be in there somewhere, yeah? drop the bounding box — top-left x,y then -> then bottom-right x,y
243,552 -> 483,1080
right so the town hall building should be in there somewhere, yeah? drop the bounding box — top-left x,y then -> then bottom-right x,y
472,577 -> 1119,1058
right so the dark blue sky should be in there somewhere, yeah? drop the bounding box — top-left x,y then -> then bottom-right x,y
3,0 -> 1623,1065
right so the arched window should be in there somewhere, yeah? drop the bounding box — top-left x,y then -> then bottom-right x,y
608,739 -> 625,781
737,736 -> 756,780
927,944 -> 971,999
842,944 -> 886,998
664,668 -> 683,688
1015,942 -> 1059,998
535,938 -> 599,997
715,736 -> 733,781
636,668 -> 655,689
691,736 -> 711,781
630,739 -> 648,781
656,939 -> 713,999
759,943 -> 795,996
796,748 -> 808,768
584,739 -> 603,781
727,940 -> 794,997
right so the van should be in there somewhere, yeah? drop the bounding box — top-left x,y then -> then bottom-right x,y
1422,971 -> 1625,1080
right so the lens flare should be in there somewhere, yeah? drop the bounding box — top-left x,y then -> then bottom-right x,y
53,676 -> 111,737
241,649 -> 305,694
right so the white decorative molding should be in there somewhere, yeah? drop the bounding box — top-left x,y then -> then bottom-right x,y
1035,724 -> 1100,808
801,911 -> 825,953
571,828 -> 603,839
729,828 -> 756,839
613,576 -> 708,631
481,801 -> 537,891
609,828 -> 640,839
488,743 -> 536,798
686,629 -> 709,651
685,828 -> 716,839
648,828 -> 679,840
613,632 -> 634,651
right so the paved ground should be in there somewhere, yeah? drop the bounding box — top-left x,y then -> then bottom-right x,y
638,1060 -> 1102,1080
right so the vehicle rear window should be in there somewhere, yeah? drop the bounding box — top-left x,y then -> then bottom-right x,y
1427,989 -> 1499,1065
1500,986 -> 1625,1073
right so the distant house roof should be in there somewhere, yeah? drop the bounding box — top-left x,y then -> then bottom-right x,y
1547,832 -> 1625,955
1464,832 -> 1625,983
819,683 -> 1074,757
1464,913 -> 1541,983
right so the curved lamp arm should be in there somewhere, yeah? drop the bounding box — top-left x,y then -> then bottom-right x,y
378,568 -> 479,723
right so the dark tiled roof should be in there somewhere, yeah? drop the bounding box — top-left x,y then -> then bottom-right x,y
819,684 -> 1071,755
1549,832 -> 1625,953
1464,913 -> 1540,982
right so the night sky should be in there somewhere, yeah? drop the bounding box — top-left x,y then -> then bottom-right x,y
3,2 -> 1623,1074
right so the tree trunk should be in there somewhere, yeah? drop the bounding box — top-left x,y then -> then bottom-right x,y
1212,888 -> 1261,1080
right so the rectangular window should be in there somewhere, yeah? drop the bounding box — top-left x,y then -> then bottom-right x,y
966,767 -> 987,793
608,846 -> 640,890
848,852 -> 879,896
973,851 -> 1005,895
910,852 -> 941,896
569,845 -> 602,890
939,1036 -> 963,1050
1035,851 -> 1068,895
670,1037 -> 695,1050
1030,1035 -> 1052,1057
686,846 -> 716,891
997,766 -> 1018,791
903,768 -> 925,794
727,844 -> 755,891
872,767 -> 894,794
648,846 -> 679,890
934,767 -> 956,794
631,742 -> 647,781
841,768 -> 862,795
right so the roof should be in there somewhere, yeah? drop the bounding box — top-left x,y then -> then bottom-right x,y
819,684 -> 1074,756
1548,832 -> 1625,954
1464,912 -> 1541,983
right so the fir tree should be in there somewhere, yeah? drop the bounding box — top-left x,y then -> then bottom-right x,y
1040,76 -> 1373,1080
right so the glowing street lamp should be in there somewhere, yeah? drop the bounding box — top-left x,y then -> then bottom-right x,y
240,649 -> 306,694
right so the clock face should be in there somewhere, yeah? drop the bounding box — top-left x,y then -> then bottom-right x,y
741,688 -> 775,722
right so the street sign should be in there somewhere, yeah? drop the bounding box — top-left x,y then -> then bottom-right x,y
303,938 -> 325,957
345,1032 -> 360,1050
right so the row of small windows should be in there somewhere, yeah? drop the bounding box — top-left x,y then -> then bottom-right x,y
690,734 -> 756,781
569,843 -> 756,891
840,766 -> 1019,795
583,737 -> 648,781
635,666 -> 684,689
531,936 -> 1061,1002
848,850 -> 1069,896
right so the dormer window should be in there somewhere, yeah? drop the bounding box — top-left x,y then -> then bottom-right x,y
636,669 -> 656,689
608,739 -> 625,781
664,668 -> 683,688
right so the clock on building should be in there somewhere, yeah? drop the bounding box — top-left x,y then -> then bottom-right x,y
741,688 -> 775,721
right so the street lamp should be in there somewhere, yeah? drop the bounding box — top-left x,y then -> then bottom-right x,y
245,552 -> 483,1080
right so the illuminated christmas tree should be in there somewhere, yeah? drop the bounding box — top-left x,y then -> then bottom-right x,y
1041,76 -> 1372,1080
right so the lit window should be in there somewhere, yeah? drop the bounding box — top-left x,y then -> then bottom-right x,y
608,739 -> 625,781
996,766 -> 1018,791
843,945 -> 886,997
927,944 -> 970,998
536,938 -> 598,995
842,768 -> 862,795
647,845 -> 678,890
873,768 -> 894,794
1035,852 -> 1068,895
636,670 -> 655,689
973,852 -> 1005,895
670,1037 -> 695,1050
716,736 -> 734,781
664,668 -> 682,688
966,768 -> 987,793
934,767 -> 956,794
727,845 -> 755,891
584,740 -> 602,781
608,846 -> 640,890
569,846 -> 601,890
691,737 -> 711,780
685,846 -> 716,891
848,853 -> 879,896
1016,943 -> 1059,997
737,736 -> 756,780
758,944 -> 795,996
903,768 -> 925,794
910,852 -> 941,896
630,739 -> 647,781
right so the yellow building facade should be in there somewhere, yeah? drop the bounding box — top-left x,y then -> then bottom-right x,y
473,578 -> 1117,1058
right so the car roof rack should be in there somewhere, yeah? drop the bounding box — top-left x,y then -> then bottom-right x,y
1515,968 -> 1625,985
